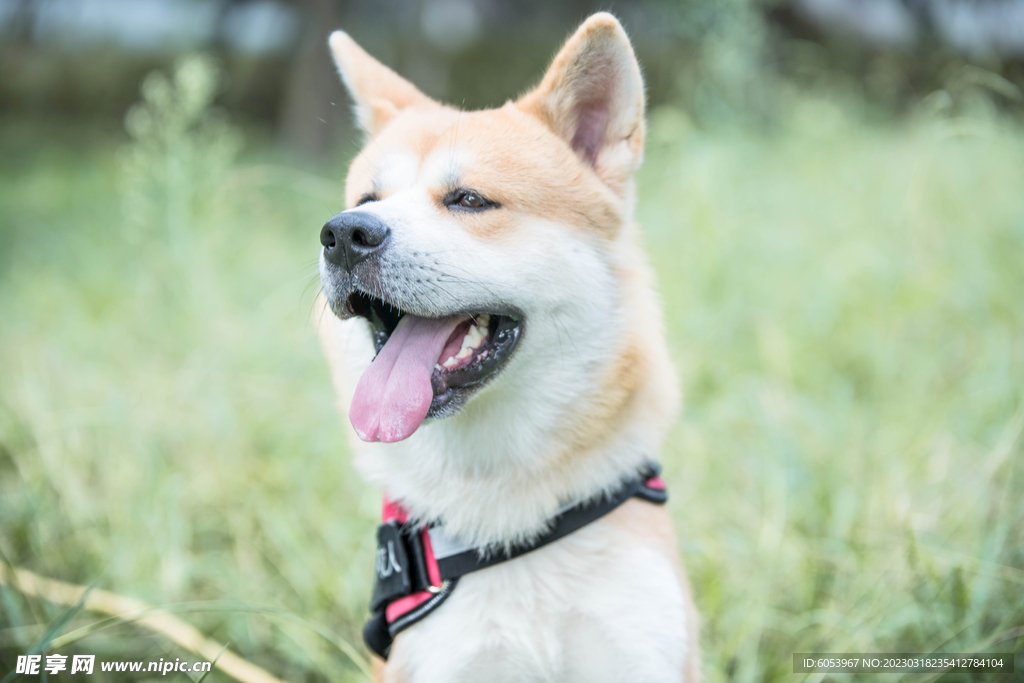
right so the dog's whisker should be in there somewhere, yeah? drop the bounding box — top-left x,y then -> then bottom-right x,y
313,288 -> 330,335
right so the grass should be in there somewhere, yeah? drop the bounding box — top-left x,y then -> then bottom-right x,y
1,59 -> 1023,682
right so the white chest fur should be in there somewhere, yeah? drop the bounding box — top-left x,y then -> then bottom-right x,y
384,504 -> 690,683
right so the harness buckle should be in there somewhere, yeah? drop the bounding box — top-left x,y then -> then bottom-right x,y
369,521 -> 414,612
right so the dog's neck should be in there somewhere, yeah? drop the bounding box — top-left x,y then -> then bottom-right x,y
353,277 -> 678,548
354,398 -> 662,549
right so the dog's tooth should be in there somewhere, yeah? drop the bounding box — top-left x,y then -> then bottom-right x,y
447,322 -> 489,369
477,314 -> 490,328
459,327 -> 481,353
435,363 -> 442,371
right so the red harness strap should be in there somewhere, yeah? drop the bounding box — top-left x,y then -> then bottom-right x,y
363,463 -> 668,659
379,500 -> 446,624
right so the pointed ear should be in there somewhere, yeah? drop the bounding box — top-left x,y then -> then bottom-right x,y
517,13 -> 645,193
328,30 -> 435,135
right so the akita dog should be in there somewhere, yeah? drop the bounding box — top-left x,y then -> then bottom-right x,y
316,13 -> 699,683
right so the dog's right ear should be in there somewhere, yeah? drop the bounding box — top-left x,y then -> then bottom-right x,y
328,31 -> 434,135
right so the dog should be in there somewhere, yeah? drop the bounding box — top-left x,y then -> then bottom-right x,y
316,13 -> 700,683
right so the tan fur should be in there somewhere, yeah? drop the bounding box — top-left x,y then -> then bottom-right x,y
516,14 -> 646,197
372,657 -> 403,683
548,228 -> 680,465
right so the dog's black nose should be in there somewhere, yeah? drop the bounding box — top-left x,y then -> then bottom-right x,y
320,211 -> 390,271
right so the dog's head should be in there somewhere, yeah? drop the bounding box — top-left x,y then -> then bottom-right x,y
319,14 -> 669,450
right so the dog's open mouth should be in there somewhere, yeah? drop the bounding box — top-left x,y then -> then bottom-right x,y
345,290 -> 522,443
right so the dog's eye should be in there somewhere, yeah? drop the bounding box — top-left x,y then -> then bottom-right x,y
445,189 -> 494,211
459,192 -> 484,209
356,193 -> 379,207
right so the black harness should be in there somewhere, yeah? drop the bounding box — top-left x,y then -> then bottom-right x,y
363,463 -> 668,659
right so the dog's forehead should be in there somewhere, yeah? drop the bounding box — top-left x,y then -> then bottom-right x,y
348,108 -> 463,188
371,150 -> 422,193
371,147 -> 472,194
348,107 -> 539,192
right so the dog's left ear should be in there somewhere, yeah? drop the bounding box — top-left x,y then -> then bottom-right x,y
517,13 -> 645,194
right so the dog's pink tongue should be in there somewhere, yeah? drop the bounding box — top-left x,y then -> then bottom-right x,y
350,314 -> 463,443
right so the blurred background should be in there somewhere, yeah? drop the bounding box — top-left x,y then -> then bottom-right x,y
1,1 -> 1023,682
